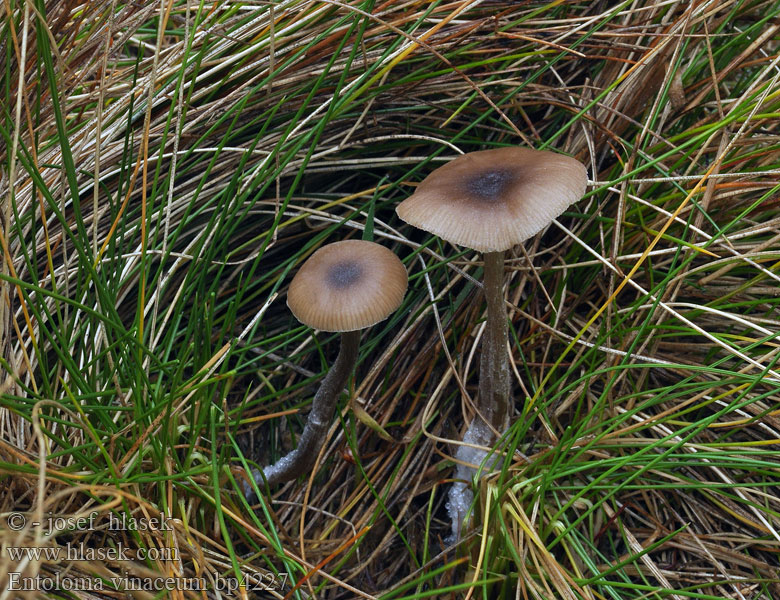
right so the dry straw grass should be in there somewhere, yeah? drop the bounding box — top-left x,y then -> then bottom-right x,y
1,0 -> 780,598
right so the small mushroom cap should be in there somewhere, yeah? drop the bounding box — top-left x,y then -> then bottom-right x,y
396,147 -> 588,252
287,240 -> 408,332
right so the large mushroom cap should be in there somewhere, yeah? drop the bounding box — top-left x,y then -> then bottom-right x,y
287,240 -> 408,332
396,147 -> 588,252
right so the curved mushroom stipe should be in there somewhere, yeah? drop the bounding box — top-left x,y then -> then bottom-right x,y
246,330 -> 360,492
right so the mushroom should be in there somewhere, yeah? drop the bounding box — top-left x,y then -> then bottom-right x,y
395,146 -> 587,537
246,239 -> 407,493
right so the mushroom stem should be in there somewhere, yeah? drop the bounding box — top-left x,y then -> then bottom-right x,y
251,329 -> 361,490
447,251 -> 510,541
478,250 -> 510,434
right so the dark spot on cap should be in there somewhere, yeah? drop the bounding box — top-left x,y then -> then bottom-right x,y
327,260 -> 363,288
465,169 -> 513,202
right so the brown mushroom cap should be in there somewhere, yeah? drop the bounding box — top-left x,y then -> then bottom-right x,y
287,240 -> 408,332
396,147 -> 588,252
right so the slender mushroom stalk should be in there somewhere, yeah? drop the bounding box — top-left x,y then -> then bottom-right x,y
396,146 -> 587,539
245,240 -> 407,497
258,329 -> 359,486
479,250 -> 510,435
